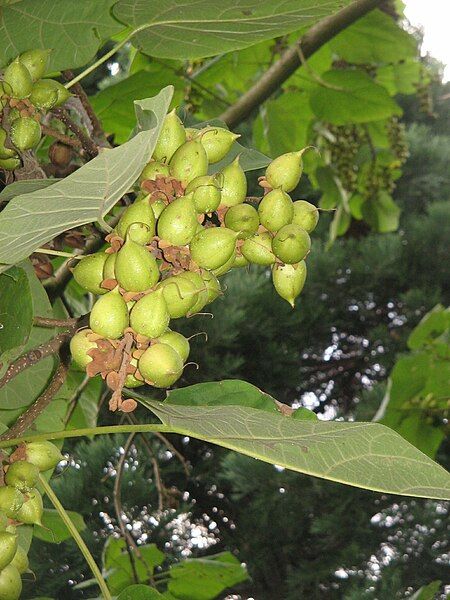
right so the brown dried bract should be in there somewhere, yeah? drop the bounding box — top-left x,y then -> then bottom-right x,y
141,176 -> 185,203
258,176 -> 272,193
86,338 -> 121,378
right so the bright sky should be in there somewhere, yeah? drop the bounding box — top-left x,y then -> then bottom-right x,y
404,0 -> 450,80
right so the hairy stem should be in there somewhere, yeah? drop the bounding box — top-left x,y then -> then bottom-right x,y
52,108 -> 98,158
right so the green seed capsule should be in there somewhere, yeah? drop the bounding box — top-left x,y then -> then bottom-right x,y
0,82 -> 12,109
157,194 -> 198,246
272,261 -> 307,307
10,117 -> 41,151
130,288 -> 170,339
0,487 -> 24,519
258,188 -> 294,232
0,532 -> 18,571
197,126 -> 239,163
103,253 -> 117,280
138,343 -> 183,388
0,128 -> 18,160
200,270 -> 221,304
3,58 -> 33,98
0,512 -> 8,531
233,253 -> 249,268
0,564 -> 22,600
139,160 -> 171,183
19,48 -> 51,81
219,156 -> 247,207
72,252 -> 109,295
292,200 -> 319,233
153,109 -> 186,162
29,79 -> 59,109
124,358 -> 143,389
5,461 -> 39,493
265,150 -> 304,192
156,330 -> 190,362
159,274 -> 198,318
115,238 -> 159,292
272,223 -> 311,264
89,287 -> 129,339
0,157 -> 21,171
241,231 -> 276,266
70,329 -> 98,369
15,488 -> 43,525
180,271 -> 208,314
11,545 -> 29,575
186,174 -> 221,213
213,251 -> 237,276
224,203 -> 259,238
190,227 -> 238,271
23,441 -> 62,472
116,196 -> 156,240
151,199 -> 166,220
170,139 -> 208,185
39,79 -> 71,106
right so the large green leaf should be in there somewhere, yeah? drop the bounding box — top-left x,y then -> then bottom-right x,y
34,508 -> 86,543
329,9 -> 417,64
0,87 -> 173,266
0,0 -> 123,70
309,70 -> 402,125
139,386 -> 450,500
0,180 -> 59,204
407,304 -> 450,351
114,0 -> 350,60
376,60 -> 422,96
118,586 -> 163,600
361,191 -> 400,233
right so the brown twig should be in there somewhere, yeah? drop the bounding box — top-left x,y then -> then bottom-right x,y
41,125 -> 82,148
51,107 -> 98,158
33,316 -> 78,328
109,332 -> 134,412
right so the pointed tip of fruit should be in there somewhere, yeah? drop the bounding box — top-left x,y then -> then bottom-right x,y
232,133 -> 240,140
288,299 -> 295,308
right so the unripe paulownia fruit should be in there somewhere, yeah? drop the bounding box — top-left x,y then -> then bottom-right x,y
292,200 -> 319,233
153,109 -> 186,162
258,188 -> 293,232
200,269 -> 221,304
157,194 -> 198,246
170,139 -> 208,185
241,231 -> 275,266
265,150 -> 304,192
72,252 -> 109,295
103,253 -> 116,281
70,329 -> 98,369
0,82 -> 12,109
15,488 -> 43,525
272,223 -> 311,264
212,251 -> 236,277
23,441 -> 63,471
138,343 -> 183,388
5,461 -> 39,493
160,274 -> 197,318
224,203 -> 259,238
272,260 -> 307,307
0,157 -> 21,171
0,564 -> 22,600
0,487 -> 24,519
197,126 -> 239,163
151,199 -> 166,220
190,227 -> 238,271
180,271 -> 208,314
29,79 -> 59,109
10,117 -> 41,151
3,58 -> 33,98
40,79 -> 71,107
115,237 -> 159,292
130,288 -> 170,339
233,253 -> 249,268
10,545 -> 29,575
89,287 -> 129,339
124,358 -> 143,389
116,196 -> 155,240
139,160 -> 171,183
127,222 -> 153,245
156,330 -> 190,363
0,512 -> 7,531
219,156 -> 247,207
186,174 -> 221,213
0,532 -> 18,571
19,48 -> 51,81
0,128 -> 18,160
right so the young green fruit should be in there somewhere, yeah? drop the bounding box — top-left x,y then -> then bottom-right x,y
15,488 -> 43,525
0,512 -> 7,531
103,253 -> 117,280
0,564 -> 22,600
272,261 -> 307,307
138,343 -> 183,388
258,188 -> 294,232
151,199 -> 166,220
5,461 -> 39,493
139,160 -> 171,183
0,82 -> 12,109
10,545 -> 29,575
0,128 -> 18,160
3,58 -> 33,98
159,274 -> 198,318
272,223 -> 311,264
241,231 -> 275,265
180,271 -> 208,314
89,287 -> 129,339
219,156 -> 247,207
124,358 -> 144,389
190,227 -> 237,271
186,175 -> 221,213
116,196 -> 155,240
10,117 -> 41,151
19,48 -> 51,81
265,150 -> 304,192
0,532 -> 18,571
29,79 -> 59,109
156,330 -> 190,363
170,139 -> 208,185
224,203 -> 259,238
200,270 -> 221,304
0,487 -> 24,519
72,252 -> 109,295
233,253 -> 249,268
157,194 -> 198,246
23,441 -> 62,471
130,288 -> 170,339
115,238 -> 159,292
39,79 -> 71,106
197,126 -> 239,163
153,109 -> 186,162
70,329 -> 98,369
212,250 -> 236,276
292,200 -> 319,233
0,157 -> 21,171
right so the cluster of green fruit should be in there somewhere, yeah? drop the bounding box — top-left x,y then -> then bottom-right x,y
0,49 -> 69,170
69,110 -> 318,399
0,441 -> 62,600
